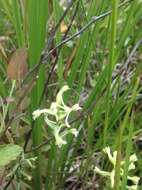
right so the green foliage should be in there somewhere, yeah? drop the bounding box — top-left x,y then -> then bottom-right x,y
0,0 -> 142,189
0,144 -> 23,167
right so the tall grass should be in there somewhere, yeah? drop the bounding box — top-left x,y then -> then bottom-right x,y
0,0 -> 142,189
27,1 -> 48,189
104,0 -> 119,146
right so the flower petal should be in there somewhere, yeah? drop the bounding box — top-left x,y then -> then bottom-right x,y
103,147 -> 115,165
95,167 -> 110,177
32,109 -> 51,120
56,85 -> 69,105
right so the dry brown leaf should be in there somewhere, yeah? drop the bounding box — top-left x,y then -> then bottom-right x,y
7,48 -> 28,82
63,41 -> 79,80
60,21 -> 68,33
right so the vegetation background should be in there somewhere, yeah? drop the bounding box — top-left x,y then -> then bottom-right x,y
0,0 -> 142,189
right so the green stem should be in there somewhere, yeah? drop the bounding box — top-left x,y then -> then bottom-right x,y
103,0 -> 119,146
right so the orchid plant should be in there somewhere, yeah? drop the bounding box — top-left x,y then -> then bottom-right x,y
32,85 -> 81,148
95,147 -> 140,190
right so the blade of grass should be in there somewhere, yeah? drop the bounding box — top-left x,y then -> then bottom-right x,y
121,112 -> 134,190
103,0 -> 119,145
1,0 -> 24,47
115,0 -> 140,62
10,0 -> 25,47
0,0 -> 13,23
27,1 -> 48,189
67,0 -> 99,91
53,0 -> 64,87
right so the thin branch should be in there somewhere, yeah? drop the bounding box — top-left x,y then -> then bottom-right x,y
41,0 -> 77,56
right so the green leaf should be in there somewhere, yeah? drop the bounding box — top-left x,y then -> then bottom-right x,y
0,144 -> 23,167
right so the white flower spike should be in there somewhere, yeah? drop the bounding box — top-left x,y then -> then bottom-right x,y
32,85 -> 81,148
95,146 -> 140,189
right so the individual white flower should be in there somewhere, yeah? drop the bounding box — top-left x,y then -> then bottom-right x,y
128,162 -> 135,170
103,147 -> 115,165
50,102 -> 58,120
69,128 -> 79,137
129,154 -> 138,162
52,85 -> 81,127
127,176 -> 140,185
65,104 -> 81,128
56,85 -> 69,106
71,104 -> 82,111
128,154 -> 137,171
54,131 -> 67,148
55,85 -> 81,127
32,108 -> 55,120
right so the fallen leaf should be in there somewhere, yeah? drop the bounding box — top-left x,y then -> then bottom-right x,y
7,48 -> 28,82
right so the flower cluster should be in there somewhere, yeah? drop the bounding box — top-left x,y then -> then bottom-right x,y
32,85 -> 81,148
95,147 -> 140,190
